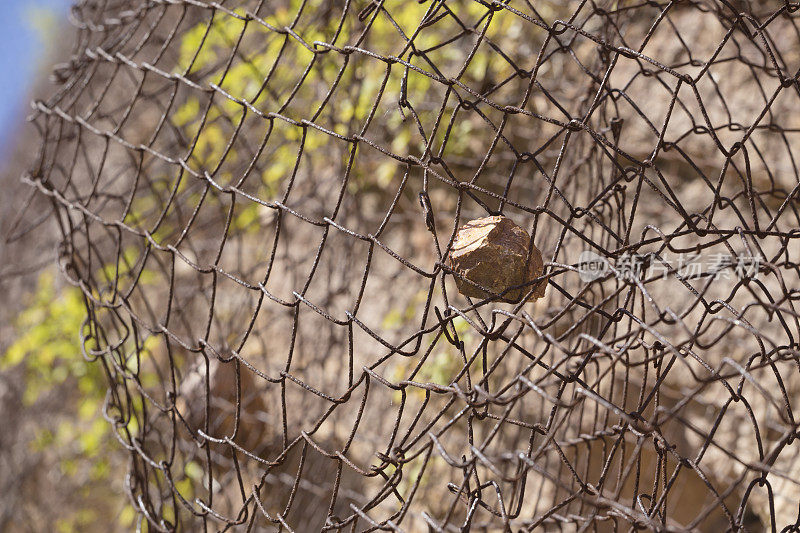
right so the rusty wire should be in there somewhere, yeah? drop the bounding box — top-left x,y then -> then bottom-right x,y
22,0 -> 800,530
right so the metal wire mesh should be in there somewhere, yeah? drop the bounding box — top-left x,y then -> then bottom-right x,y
23,0 -> 800,530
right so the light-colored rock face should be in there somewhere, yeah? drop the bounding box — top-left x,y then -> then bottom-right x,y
447,215 -> 545,303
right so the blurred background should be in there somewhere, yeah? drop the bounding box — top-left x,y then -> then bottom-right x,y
2,1 -> 799,531
0,2 -> 133,532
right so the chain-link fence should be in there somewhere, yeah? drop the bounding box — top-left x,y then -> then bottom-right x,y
24,0 -> 800,530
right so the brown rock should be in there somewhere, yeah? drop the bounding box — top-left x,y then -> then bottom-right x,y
447,215 -> 545,303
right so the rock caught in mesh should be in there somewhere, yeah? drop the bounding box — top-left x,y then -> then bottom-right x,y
447,215 -> 545,303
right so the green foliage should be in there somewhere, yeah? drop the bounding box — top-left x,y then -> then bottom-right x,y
2,272 -> 98,405
386,290 -> 472,403
2,272 -> 130,530
167,0 -> 527,224
174,8 -> 280,177
381,289 -> 427,330
3,268 -> 161,531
